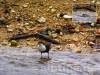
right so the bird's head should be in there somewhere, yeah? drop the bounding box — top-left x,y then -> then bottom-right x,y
37,41 -> 46,47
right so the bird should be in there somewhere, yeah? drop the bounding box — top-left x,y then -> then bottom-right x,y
37,42 -> 51,58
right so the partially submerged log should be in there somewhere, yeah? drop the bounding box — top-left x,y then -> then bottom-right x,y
9,33 -> 34,41
9,32 -> 60,44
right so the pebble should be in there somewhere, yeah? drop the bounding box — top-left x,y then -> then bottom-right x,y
73,0 -> 77,2
36,17 -> 46,23
49,6 -> 53,9
91,0 -> 96,3
23,3 -> 29,8
63,15 -> 72,19
6,25 -> 13,32
33,14 -> 36,18
11,9 -> 15,13
51,8 -> 56,13
57,13 -> 71,20
24,22 -> 30,26
0,17 -> 7,26
7,28 -> 13,32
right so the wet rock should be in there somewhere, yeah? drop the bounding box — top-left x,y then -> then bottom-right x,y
0,17 -> 7,27
57,12 -> 72,19
10,40 -> 18,47
36,17 -> 46,23
63,15 -> 72,19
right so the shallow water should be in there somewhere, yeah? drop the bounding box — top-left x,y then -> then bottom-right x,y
0,47 -> 100,75
73,10 -> 96,23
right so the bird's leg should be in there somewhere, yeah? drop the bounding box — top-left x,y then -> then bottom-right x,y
41,52 -> 42,59
48,52 -> 49,59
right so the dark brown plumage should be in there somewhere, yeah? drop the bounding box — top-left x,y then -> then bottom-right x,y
37,42 -> 51,58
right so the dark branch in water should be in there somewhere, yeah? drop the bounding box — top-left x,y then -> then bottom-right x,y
9,33 -> 34,41
9,32 -> 60,44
